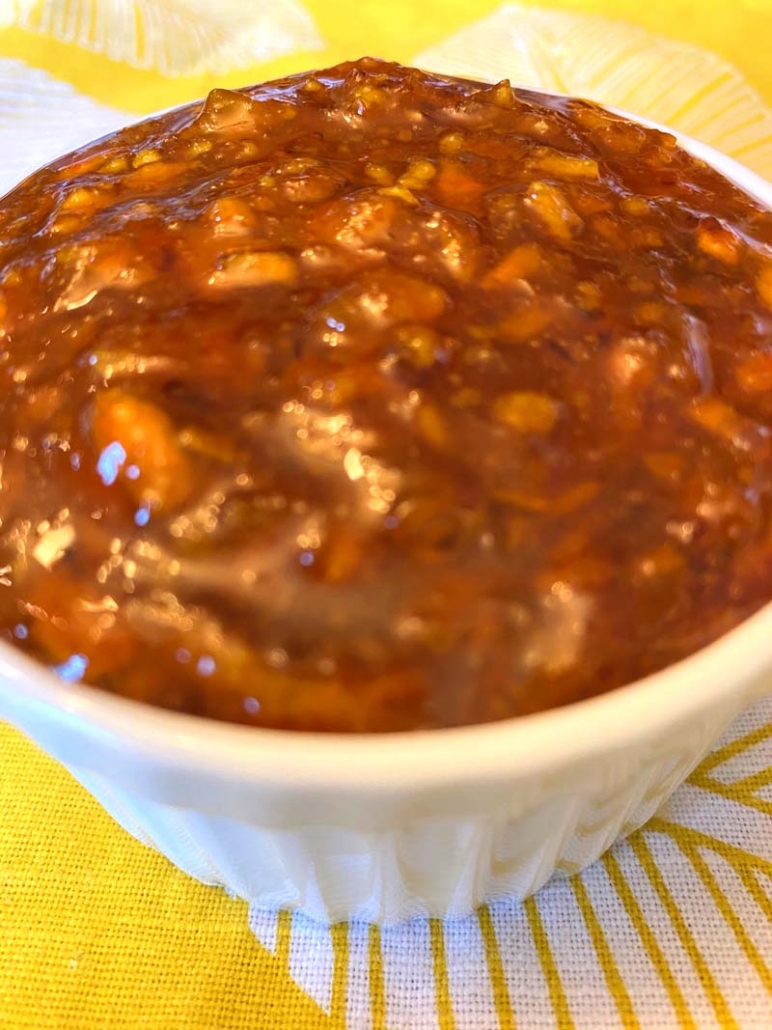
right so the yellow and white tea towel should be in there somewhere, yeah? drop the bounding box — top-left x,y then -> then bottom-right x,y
1,3 -> 772,1029
244,697 -> 772,1029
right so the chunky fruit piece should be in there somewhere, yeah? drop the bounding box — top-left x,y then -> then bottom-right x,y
91,391 -> 194,511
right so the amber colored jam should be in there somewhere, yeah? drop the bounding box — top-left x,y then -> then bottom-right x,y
0,58 -> 771,731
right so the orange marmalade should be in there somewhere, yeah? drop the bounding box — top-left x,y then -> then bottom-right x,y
0,59 -> 771,731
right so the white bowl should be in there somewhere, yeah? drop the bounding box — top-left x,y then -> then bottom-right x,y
1,106 -> 771,925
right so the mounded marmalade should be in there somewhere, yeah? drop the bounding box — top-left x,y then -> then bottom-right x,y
1,59 -> 772,732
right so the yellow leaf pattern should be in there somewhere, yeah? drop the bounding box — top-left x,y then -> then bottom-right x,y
14,0 -> 323,74
415,3 -> 772,180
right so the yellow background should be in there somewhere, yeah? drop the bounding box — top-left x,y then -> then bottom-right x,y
0,0 -> 769,111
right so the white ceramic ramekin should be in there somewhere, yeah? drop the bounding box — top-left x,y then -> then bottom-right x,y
1,112 -> 771,925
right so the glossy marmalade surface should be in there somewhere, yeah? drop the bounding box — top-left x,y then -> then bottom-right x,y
1,59 -> 772,732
